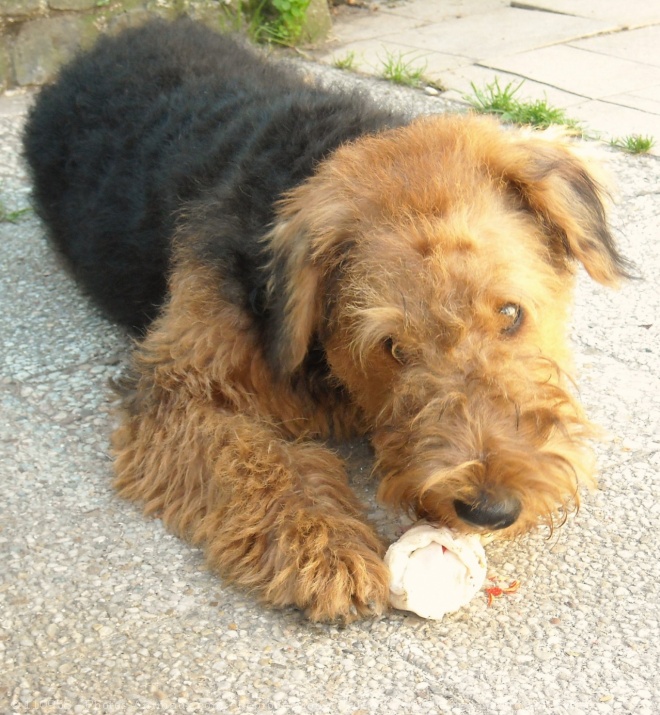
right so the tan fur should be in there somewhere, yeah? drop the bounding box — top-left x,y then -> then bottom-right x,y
113,114 -> 624,621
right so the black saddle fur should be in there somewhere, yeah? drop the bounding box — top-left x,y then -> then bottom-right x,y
23,18 -> 406,332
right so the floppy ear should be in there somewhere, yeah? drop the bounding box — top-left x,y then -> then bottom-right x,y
264,177 -> 354,376
496,132 -> 632,285
265,218 -> 325,375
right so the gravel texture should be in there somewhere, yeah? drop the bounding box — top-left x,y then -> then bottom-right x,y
1,59 -> 659,715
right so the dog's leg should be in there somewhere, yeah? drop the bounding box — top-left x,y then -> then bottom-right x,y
112,372 -> 389,622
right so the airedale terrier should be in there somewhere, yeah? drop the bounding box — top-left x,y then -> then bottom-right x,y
23,19 -> 629,621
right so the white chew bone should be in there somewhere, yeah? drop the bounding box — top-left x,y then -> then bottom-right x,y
384,524 -> 487,620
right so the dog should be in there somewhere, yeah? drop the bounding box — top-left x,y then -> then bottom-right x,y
23,18 -> 629,622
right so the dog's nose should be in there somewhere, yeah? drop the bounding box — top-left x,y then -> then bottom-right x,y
453,491 -> 521,530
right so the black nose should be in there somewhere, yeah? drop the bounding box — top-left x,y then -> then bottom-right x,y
454,491 -> 522,530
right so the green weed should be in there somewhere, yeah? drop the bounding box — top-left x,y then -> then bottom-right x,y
610,134 -> 655,154
333,51 -> 357,71
244,0 -> 311,45
0,200 -> 31,224
465,78 -> 580,130
380,51 -> 428,88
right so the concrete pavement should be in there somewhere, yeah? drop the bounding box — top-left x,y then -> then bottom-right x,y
314,0 -> 660,145
1,3 -> 660,714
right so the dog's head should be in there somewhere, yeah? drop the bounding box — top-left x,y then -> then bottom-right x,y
266,114 -> 629,536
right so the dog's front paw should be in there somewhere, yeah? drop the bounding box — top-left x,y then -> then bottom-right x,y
303,543 -> 391,623
267,514 -> 391,623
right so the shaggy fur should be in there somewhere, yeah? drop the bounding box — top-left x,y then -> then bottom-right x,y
24,18 -> 629,621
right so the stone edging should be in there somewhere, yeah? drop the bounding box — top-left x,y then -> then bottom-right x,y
0,0 -> 331,91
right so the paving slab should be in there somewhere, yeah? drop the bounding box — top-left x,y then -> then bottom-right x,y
481,44 -> 660,100
2,39 -> 660,715
512,0 -> 660,26
317,40 -> 470,81
570,24 -> 660,68
569,100 -> 660,141
375,0 -> 508,23
321,8 -> 421,44
606,85 -> 660,116
381,7 -> 613,61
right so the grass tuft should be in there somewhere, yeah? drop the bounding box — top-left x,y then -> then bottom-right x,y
0,200 -> 31,224
333,51 -> 357,71
609,134 -> 655,154
465,78 -> 580,130
380,51 -> 428,88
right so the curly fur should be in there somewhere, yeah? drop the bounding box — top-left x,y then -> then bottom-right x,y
23,18 -> 405,330
23,18 -> 629,621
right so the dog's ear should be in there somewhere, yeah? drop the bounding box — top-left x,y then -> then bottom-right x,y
496,131 -> 632,285
265,178 -> 353,375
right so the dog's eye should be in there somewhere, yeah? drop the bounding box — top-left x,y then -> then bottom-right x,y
383,337 -> 406,364
499,303 -> 524,335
